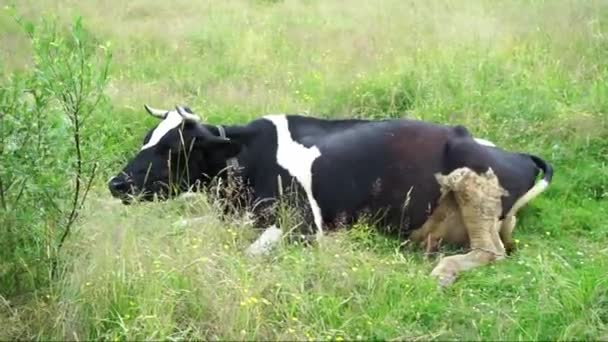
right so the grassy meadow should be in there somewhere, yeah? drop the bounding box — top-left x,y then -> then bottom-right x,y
1,0 -> 607,340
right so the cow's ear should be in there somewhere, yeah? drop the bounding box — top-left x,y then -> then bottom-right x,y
201,137 -> 242,159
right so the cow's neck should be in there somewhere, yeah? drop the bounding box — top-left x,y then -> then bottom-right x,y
215,124 -> 240,172
205,123 -> 250,141
204,123 -> 252,181
202,123 -> 254,209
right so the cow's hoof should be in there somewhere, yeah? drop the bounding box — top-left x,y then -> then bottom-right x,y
245,225 -> 282,257
245,242 -> 273,258
245,243 -> 274,257
245,247 -> 265,258
504,242 -> 517,256
430,266 -> 456,287
177,191 -> 201,201
435,273 -> 456,288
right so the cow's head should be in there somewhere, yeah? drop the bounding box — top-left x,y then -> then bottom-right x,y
108,105 -> 241,203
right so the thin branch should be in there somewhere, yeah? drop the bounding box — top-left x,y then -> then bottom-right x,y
41,187 -> 64,216
78,162 -> 97,211
63,50 -> 79,117
52,112 -> 81,277
3,176 -> 16,197
0,111 -> 5,156
76,41 -> 86,114
53,124 -> 98,279
60,93 -> 75,120
64,106 -> 82,234
13,179 -> 27,207
40,17 -> 111,278
30,88 -> 48,152
0,105 -> 21,157
0,178 -> 6,211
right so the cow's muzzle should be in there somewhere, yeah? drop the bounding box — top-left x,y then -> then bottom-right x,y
108,176 -> 134,200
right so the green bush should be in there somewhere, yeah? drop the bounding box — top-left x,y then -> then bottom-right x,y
0,13 -> 111,296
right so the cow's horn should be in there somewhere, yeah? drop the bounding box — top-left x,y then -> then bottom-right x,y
175,106 -> 201,122
144,104 -> 168,119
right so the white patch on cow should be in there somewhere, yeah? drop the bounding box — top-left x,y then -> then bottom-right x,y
474,138 -> 496,147
264,114 -> 324,236
506,179 -> 549,217
141,110 -> 184,150
246,225 -> 283,256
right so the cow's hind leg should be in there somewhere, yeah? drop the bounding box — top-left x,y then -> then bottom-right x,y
499,215 -> 517,255
430,167 -> 507,287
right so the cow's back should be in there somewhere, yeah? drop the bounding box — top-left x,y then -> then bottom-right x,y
296,117 -> 458,234
246,115 -> 539,237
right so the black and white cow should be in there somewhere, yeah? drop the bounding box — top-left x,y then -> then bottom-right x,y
109,105 -> 553,281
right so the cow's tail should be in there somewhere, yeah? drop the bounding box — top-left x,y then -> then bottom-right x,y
506,154 -> 554,218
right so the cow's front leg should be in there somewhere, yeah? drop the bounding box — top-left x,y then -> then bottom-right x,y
245,224 -> 283,257
246,223 -> 324,257
244,195 -> 283,257
244,186 -> 322,257
430,167 -> 507,287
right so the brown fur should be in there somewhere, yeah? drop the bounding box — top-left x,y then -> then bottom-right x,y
409,167 -> 511,286
409,166 -> 519,254
409,191 -> 469,253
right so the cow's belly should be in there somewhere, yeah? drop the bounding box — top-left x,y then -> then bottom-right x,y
310,143 -> 446,234
280,118 -> 453,235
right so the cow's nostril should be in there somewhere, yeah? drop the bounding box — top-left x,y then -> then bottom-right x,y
108,177 -> 130,193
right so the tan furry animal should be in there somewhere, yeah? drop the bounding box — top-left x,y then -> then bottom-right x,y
409,167 -> 510,286
408,191 -> 468,254
410,168 -> 506,251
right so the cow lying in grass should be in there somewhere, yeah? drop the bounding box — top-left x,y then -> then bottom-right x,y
108,105 -> 553,286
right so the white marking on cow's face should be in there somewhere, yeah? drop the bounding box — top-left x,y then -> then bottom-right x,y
474,138 -> 496,147
264,114 -> 324,236
141,110 -> 184,150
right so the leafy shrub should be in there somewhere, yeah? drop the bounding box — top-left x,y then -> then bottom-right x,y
0,13 -> 111,296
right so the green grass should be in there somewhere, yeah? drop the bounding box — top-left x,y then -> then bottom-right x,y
1,0 -> 607,340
